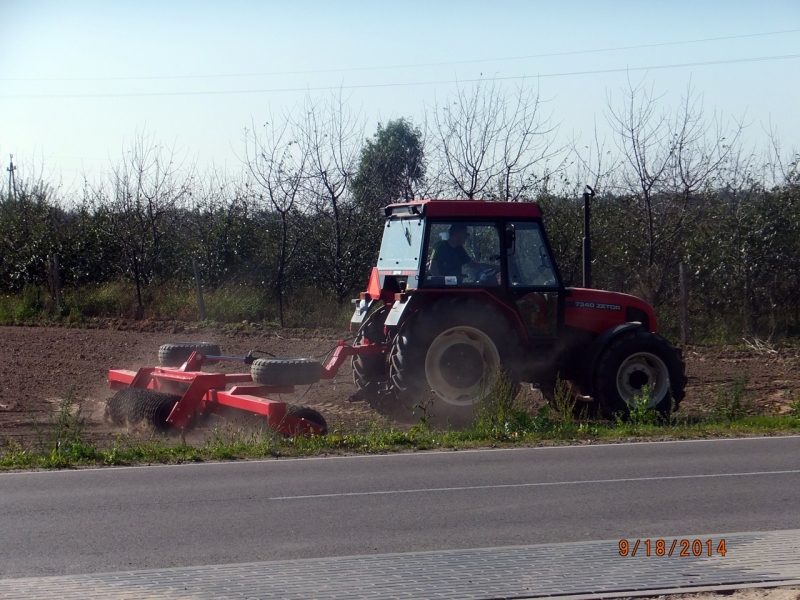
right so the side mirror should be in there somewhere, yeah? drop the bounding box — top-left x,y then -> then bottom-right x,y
505,224 -> 516,256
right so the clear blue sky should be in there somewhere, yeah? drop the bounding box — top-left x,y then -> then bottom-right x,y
1,0 -> 799,189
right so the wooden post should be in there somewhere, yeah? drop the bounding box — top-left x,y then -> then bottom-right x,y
193,259 -> 207,321
52,253 -> 62,309
680,262 -> 689,345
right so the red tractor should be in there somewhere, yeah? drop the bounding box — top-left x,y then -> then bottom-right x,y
350,199 -> 686,425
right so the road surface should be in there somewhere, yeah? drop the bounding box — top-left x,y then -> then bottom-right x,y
1,436 -> 799,580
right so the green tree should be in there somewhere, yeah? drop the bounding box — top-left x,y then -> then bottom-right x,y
352,118 -> 425,210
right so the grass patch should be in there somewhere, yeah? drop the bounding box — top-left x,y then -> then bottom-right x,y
4,378 -> 800,471
4,412 -> 800,471
713,375 -> 753,421
0,281 -> 352,328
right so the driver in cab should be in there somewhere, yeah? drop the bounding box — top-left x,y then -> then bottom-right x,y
428,223 -> 497,283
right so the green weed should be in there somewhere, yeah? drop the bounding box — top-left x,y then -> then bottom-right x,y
472,370 -> 537,439
788,391 -> 800,418
550,376 -> 576,426
628,384 -> 659,426
714,375 -> 752,421
410,397 -> 435,435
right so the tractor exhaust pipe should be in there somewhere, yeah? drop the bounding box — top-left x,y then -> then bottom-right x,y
582,185 -> 595,288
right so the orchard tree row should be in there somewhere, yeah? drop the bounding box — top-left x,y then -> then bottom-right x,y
1,80 -> 798,336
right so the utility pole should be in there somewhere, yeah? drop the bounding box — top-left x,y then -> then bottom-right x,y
7,155 -> 16,199
582,185 -> 595,288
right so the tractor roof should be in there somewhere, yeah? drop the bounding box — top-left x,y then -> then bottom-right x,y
384,199 -> 542,219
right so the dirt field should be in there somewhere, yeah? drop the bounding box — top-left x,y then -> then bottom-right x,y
1,324 -> 798,448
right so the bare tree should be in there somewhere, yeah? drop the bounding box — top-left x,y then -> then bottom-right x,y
91,132 -> 194,318
605,78 -> 742,306
427,79 -> 561,201
243,111 -> 310,325
294,92 -> 373,303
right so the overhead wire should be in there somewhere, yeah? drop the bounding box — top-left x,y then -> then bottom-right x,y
2,28 -> 798,82
2,53 -> 799,100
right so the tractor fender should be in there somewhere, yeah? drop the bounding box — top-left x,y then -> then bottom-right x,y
383,290 -> 530,344
350,298 -> 379,327
383,296 -> 411,328
579,322 -> 646,397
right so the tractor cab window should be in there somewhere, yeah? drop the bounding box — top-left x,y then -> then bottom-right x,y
424,222 -> 501,286
378,216 -> 424,272
507,222 -> 559,288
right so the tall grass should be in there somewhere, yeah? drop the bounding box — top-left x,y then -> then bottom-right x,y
3,383 -> 800,470
0,281 -> 352,328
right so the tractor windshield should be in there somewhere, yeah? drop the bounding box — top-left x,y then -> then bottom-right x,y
377,216 -> 424,272
423,221 -> 502,286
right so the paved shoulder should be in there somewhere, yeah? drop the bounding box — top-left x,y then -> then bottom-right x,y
1,530 -> 799,600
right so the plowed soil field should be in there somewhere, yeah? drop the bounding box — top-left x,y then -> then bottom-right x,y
1,324 -> 798,448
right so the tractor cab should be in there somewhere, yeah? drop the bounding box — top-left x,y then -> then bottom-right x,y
351,199 -> 683,427
371,200 -> 562,341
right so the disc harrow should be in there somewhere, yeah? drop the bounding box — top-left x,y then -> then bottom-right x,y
106,340 -> 386,437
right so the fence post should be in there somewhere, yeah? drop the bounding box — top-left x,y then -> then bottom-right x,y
52,253 -> 62,309
193,259 -> 207,321
680,261 -> 689,345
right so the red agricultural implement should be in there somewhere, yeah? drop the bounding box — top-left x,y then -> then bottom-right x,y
106,340 -> 385,437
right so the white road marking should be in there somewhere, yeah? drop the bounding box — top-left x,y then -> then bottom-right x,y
269,469 -> 800,500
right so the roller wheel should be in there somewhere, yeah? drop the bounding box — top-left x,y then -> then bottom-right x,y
105,388 -> 136,425
594,330 -> 687,420
389,298 -> 524,428
158,342 -> 220,367
251,358 -> 322,386
105,388 -> 182,433
289,407 -> 328,435
352,305 -> 390,406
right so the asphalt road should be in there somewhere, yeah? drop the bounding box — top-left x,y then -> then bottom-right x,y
1,436 -> 799,579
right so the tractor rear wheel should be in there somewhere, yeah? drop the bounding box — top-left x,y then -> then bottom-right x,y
352,305 -> 389,406
594,330 -> 686,420
389,299 -> 523,428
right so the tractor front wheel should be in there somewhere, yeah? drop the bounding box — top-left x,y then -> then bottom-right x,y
594,330 -> 686,420
390,299 -> 523,428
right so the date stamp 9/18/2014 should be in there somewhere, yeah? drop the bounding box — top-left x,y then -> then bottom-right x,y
619,539 -> 727,557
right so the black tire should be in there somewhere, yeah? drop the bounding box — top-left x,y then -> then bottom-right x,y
105,388 -> 182,433
288,407 -> 328,435
594,330 -> 687,420
352,305 -> 390,406
158,342 -> 220,367
251,358 -> 322,386
389,298 -> 524,428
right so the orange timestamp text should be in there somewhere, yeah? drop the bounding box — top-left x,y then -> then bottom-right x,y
618,539 -> 727,557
